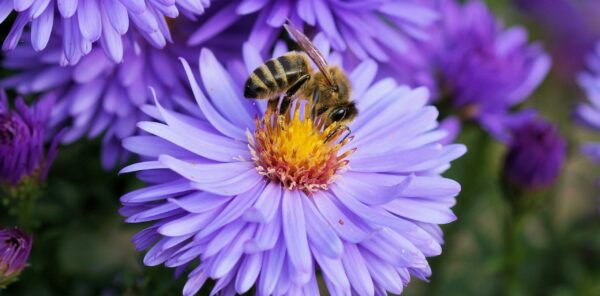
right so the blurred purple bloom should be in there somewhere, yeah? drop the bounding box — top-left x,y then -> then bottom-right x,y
0,91 -> 59,185
0,0 -> 211,64
0,17 -> 240,169
0,228 -> 32,286
576,43 -> 600,163
188,0 -> 437,63
119,36 -> 465,295
430,0 -> 550,141
516,0 -> 600,80
503,117 -> 566,191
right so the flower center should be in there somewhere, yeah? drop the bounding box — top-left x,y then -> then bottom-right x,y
248,103 -> 355,194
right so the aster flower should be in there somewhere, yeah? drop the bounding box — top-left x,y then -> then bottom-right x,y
188,0 -> 437,63
0,91 -> 59,186
0,228 -> 32,288
0,0 -> 211,64
1,15 -> 242,169
424,0 -> 551,141
120,36 -> 466,295
576,43 -> 600,163
502,117 -> 566,191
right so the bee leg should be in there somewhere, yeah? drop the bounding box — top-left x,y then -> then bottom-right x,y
310,88 -> 320,120
267,98 -> 279,112
325,125 -> 351,143
276,74 -> 310,114
286,74 -> 310,97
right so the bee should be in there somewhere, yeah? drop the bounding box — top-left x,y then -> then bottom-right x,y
243,22 -> 358,128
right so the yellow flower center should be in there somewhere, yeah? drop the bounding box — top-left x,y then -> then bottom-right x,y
248,103 -> 354,194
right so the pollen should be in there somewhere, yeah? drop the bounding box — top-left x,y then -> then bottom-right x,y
248,102 -> 355,194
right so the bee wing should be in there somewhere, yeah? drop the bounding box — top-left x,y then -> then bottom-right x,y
284,22 -> 335,87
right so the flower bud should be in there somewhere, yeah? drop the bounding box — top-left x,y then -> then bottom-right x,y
0,228 -> 32,288
502,118 -> 566,190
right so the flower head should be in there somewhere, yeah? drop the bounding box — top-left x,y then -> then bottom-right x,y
0,0 -> 211,64
576,43 -> 600,163
0,18 -> 226,169
0,228 -> 32,287
120,37 -> 465,295
425,0 -> 551,141
0,91 -> 59,186
502,117 -> 566,191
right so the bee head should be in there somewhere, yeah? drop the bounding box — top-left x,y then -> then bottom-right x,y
328,66 -> 351,102
327,103 -> 358,125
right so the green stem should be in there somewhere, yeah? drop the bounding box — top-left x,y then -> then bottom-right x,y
501,200 -> 525,296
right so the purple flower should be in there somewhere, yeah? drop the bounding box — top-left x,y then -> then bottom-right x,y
188,0 -> 437,63
423,0 -> 551,141
0,228 -> 32,287
0,0 -> 211,64
0,19 -> 226,169
120,37 -> 465,295
0,91 -> 59,186
502,117 -> 566,191
516,0 -> 600,80
576,43 -> 600,163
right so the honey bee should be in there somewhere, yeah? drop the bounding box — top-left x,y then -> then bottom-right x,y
244,22 -> 358,128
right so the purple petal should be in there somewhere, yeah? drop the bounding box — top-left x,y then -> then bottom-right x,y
120,179 -> 193,203
311,191 -> 369,243
180,57 -> 247,140
119,0 -> 146,14
14,0 -> 34,11
168,192 -> 232,214
243,182 -> 281,223
302,195 -> 343,259
100,7 -> 124,62
188,3 -> 239,45
235,252 -> 263,294
257,238 -> 286,296
158,211 -> 220,236
159,155 -> 254,184
244,210 -> 281,253
57,0 -> 78,17
103,0 -> 129,34
77,0 -> 102,42
282,190 -> 312,274
199,48 -> 254,128
383,198 -> 457,224
312,246 -> 351,294
210,225 -> 256,278
341,243 -> 374,296
196,183 -> 264,238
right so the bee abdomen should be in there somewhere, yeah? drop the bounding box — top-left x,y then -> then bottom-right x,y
244,52 -> 310,99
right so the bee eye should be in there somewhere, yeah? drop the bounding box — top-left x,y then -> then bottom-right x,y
329,107 -> 347,122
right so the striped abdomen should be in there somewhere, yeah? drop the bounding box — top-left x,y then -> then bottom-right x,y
244,52 -> 311,99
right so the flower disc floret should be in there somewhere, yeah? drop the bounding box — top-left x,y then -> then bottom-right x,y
250,103 -> 353,193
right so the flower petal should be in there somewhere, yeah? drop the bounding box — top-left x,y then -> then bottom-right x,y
302,195 -> 343,259
282,190 -> 312,273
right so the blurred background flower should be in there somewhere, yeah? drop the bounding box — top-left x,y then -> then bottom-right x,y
187,0 -> 438,81
576,43 -> 600,164
502,117 -> 566,191
0,91 -> 59,186
0,227 -> 32,288
516,0 -> 600,81
0,0 -> 211,64
421,0 -> 550,141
